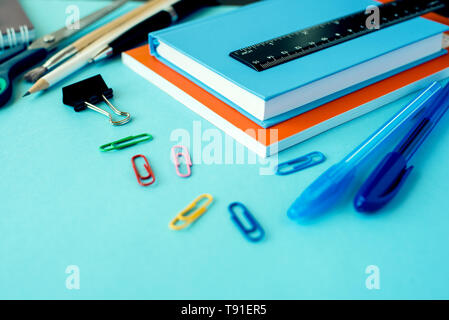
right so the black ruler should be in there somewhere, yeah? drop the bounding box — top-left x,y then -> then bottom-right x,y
230,0 -> 447,72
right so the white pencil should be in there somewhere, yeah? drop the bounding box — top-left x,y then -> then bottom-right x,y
24,0 -> 175,96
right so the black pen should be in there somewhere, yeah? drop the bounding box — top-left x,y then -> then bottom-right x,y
91,0 -> 259,61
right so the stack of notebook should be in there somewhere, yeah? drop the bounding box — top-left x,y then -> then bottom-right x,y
123,0 -> 449,157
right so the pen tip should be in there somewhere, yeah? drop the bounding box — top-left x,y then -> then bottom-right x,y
22,91 -> 31,97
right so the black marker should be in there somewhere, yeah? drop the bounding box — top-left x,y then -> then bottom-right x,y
92,0 -> 259,62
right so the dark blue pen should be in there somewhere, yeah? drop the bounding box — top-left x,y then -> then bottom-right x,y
354,82 -> 449,213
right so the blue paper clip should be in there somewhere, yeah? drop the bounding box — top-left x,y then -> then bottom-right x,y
275,151 -> 326,176
228,202 -> 265,242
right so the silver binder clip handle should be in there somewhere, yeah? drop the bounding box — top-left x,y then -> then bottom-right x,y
84,95 -> 131,126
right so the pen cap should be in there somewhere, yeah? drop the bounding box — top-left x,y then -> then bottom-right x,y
343,81 -> 442,166
287,162 -> 357,221
354,152 -> 413,213
421,80 -> 449,123
354,82 -> 449,213
398,81 -> 449,161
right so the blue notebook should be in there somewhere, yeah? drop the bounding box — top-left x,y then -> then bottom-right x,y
149,0 -> 449,123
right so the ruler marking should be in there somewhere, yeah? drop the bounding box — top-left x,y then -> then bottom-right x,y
230,0 -> 445,71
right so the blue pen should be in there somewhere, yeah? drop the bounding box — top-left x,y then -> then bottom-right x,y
354,82 -> 449,213
287,81 -> 443,221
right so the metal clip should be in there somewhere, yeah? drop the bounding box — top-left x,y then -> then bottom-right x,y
99,133 -> 153,152
62,75 -> 131,126
228,202 -> 265,242
171,145 -> 192,178
275,151 -> 326,176
169,194 -> 213,230
84,94 -> 131,126
131,154 -> 156,186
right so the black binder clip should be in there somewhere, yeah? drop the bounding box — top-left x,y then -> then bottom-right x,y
62,74 -> 131,126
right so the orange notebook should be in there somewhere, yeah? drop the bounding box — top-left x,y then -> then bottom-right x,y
122,11 -> 449,157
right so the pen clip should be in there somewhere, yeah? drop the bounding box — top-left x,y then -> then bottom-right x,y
354,152 -> 414,213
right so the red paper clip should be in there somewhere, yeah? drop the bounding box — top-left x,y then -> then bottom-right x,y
131,154 -> 156,186
171,145 -> 192,178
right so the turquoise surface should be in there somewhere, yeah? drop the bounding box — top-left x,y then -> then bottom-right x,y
0,0 -> 449,299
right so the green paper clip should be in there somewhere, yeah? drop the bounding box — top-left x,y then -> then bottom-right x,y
99,133 -> 153,152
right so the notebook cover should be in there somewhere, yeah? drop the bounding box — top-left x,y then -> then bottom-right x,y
123,44 -> 449,146
0,0 -> 34,34
149,0 -> 449,102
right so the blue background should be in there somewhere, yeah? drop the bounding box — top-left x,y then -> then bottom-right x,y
0,0 -> 448,299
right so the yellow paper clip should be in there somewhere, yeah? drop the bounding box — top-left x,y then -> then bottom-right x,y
169,194 -> 214,230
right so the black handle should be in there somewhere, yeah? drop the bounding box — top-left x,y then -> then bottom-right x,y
172,0 -> 214,18
1,47 -> 48,79
110,11 -> 173,54
110,0 -> 212,55
0,44 -> 27,65
0,48 -> 48,107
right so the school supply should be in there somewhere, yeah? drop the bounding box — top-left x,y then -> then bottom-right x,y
151,47 -> 448,129
62,75 -> 131,126
148,0 -> 449,122
0,0 -> 35,50
24,0 -> 175,96
92,0 -> 209,62
171,145 -> 192,178
24,0 -> 129,83
287,81 -> 443,222
354,82 -> 449,213
132,154 -> 156,186
99,133 -> 153,152
230,0 -> 446,71
122,43 -> 449,157
228,202 -> 264,242
0,44 -> 26,65
275,152 -> 326,176
169,194 -> 213,230
0,3 -> 121,108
